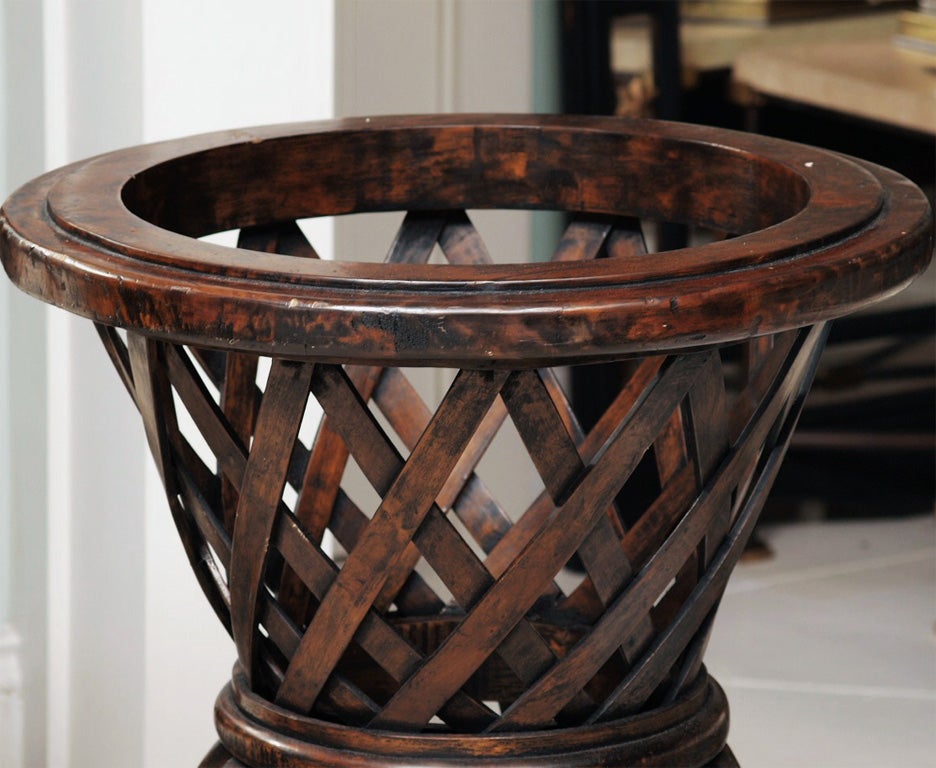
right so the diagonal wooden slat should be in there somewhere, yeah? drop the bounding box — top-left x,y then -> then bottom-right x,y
229,359 -> 316,687
238,219 -> 320,259
373,366 -> 513,540
278,210 -> 448,622
604,217 -> 648,259
273,510 -> 496,728
309,364 -> 587,726
128,336 -> 233,633
591,328 -> 826,721
274,366 -> 508,712
684,352 -> 731,567
373,352 -> 708,730
386,210 -> 448,264
501,370 -> 631,611
95,324 -> 135,399
651,352 -> 731,629
165,344 -> 250,488
551,215 -> 614,263
438,210 -> 491,265
219,352 -> 259,534
501,326 -> 825,729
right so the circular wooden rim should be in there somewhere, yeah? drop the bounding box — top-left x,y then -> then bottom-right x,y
215,665 -> 728,766
1,114 -> 931,365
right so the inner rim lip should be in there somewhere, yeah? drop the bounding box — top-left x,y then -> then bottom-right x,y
43,115 -> 885,291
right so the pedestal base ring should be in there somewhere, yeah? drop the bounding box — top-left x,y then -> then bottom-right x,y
212,665 -> 731,767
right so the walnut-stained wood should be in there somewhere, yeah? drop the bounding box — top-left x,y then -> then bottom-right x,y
0,115 -> 930,767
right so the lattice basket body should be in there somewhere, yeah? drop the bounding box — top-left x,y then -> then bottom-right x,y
1,116 -> 931,767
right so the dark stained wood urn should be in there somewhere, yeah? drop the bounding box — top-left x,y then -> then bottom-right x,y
1,115 -> 931,766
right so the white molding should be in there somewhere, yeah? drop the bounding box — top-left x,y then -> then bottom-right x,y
0,624 -> 23,768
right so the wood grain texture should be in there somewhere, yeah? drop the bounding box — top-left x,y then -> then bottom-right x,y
1,115 -> 930,366
1,115 -> 930,766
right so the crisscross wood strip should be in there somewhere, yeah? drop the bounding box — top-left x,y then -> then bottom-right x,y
661,602 -> 721,710
165,344 -> 249,487
128,333 -> 177,490
620,463 -> 698,570
313,366 -> 581,721
302,365 -> 440,615
730,331 -> 799,440
491,439 -> 734,728
220,353 -> 259,533
650,354 -> 731,682
238,219 -> 320,260
165,359 -> 444,713
500,328 -> 823,729
128,337 -> 233,633
559,357 -> 666,616
173,428 -> 456,721
592,333 -> 824,720
279,210 -> 447,621
275,367 -> 508,712
407,505 -> 596,728
374,367 -> 513,535
434,212 -> 627,596
95,324 -> 134,399
654,409 -> 689,485
280,365 -> 385,621
449,475 -> 514,555
174,447 -> 232,573
386,210 -> 448,264
229,359 -> 315,686
188,347 -> 227,391
501,370 -> 631,608
501,370 -> 582,503
482,491 -> 552,579
295,365 -> 382,538
740,335 -> 776,386
258,595 -> 382,724
438,210 -> 491,265
684,352 -> 731,567
551,215 -> 613,263
224,222 -> 307,534
375,353 -> 707,730
604,218 -> 648,259
274,510 -> 496,727
651,354 -> 731,628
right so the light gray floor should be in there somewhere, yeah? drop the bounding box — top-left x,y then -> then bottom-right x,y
707,513 -> 936,767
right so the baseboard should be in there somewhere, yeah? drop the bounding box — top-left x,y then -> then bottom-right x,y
0,623 -> 23,768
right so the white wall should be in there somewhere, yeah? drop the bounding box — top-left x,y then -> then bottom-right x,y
2,0 -> 49,765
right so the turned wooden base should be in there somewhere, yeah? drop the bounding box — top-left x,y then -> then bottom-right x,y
201,667 -> 736,767
202,744 -> 739,768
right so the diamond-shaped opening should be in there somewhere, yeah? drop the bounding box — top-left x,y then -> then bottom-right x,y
474,412 -> 542,525
408,555 -> 455,609
339,453 -> 383,521
614,447 -> 663,531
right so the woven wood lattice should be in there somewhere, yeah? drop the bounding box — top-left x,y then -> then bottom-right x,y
96,210 -> 826,738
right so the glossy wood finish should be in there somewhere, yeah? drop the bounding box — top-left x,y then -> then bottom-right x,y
1,115 -> 931,366
1,116 -> 930,767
